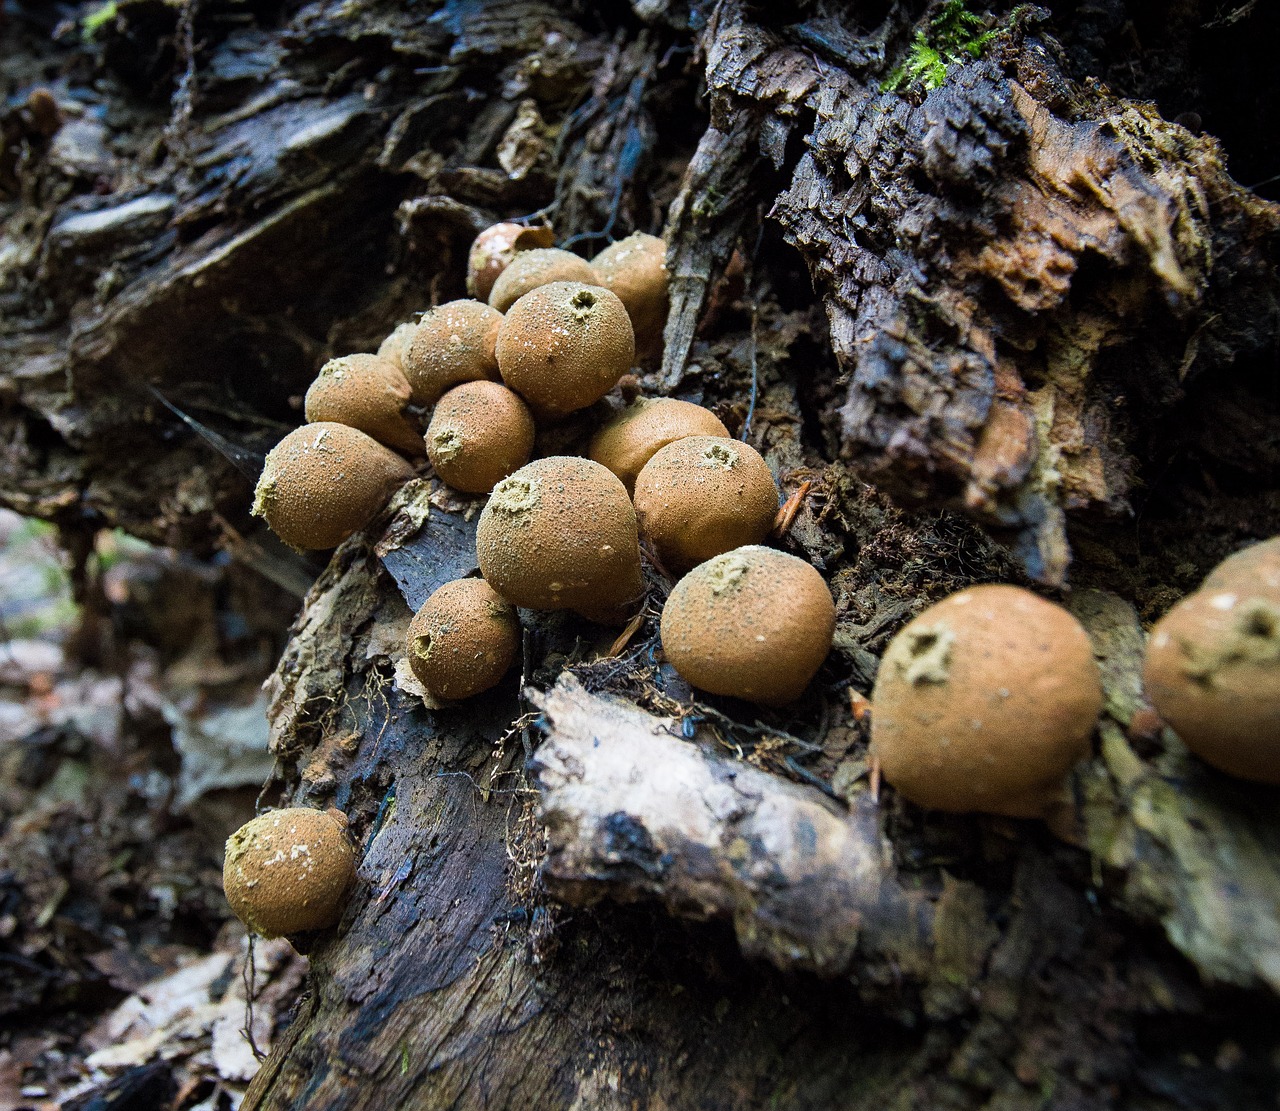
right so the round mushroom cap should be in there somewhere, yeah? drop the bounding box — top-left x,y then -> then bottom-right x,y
408,578 -> 519,700
1201,537 -> 1280,598
426,380 -> 535,494
376,322 -> 418,373
223,807 -> 356,938
496,282 -> 635,418
634,436 -> 778,573
401,300 -> 503,405
589,397 -> 729,494
660,546 -> 835,706
592,233 -> 668,356
303,353 -> 423,456
1144,587 -> 1280,783
252,423 -> 415,550
467,223 -> 555,303
487,248 -> 598,313
870,584 -> 1102,818
476,456 -> 643,620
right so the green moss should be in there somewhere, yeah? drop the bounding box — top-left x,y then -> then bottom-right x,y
882,1 -> 998,93
81,1 -> 119,41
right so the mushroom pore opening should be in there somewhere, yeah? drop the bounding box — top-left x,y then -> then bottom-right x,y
431,428 -> 463,462
490,476 -> 541,514
701,442 -> 738,469
897,624 -> 955,685
705,552 -> 750,595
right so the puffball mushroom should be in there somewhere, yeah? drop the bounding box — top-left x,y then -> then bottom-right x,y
496,282 -> 635,418
1143,581 -> 1280,784
303,353 -> 423,456
592,232 -> 669,356
660,546 -> 835,706
487,247 -> 597,313
1201,536 -> 1280,596
426,380 -> 535,494
223,807 -> 356,939
476,456 -> 643,621
870,585 -> 1103,818
401,300 -> 503,405
588,397 -> 729,494
407,578 -> 519,700
252,422 -> 415,550
376,322 -> 418,373
467,222 -> 555,303
633,436 -> 779,573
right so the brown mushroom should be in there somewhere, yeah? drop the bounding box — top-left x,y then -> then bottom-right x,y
633,436 -> 778,573
223,807 -> 356,939
1144,584 -> 1280,783
1201,537 -> 1280,597
303,353 -> 423,456
426,380 -> 535,494
588,397 -> 729,494
487,247 -> 598,313
476,456 -> 643,621
407,578 -> 519,700
376,321 -> 418,373
467,223 -> 555,303
496,282 -> 635,418
660,546 -> 835,706
870,585 -> 1102,818
592,233 -> 668,359
252,422 -> 414,550
401,300 -> 503,405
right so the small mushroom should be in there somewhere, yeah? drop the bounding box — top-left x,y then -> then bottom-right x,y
476,456 -> 643,621
588,397 -> 729,494
870,585 -> 1102,818
223,807 -> 356,939
376,322 -> 418,373
660,546 -> 835,706
252,423 -> 414,550
633,436 -> 778,573
496,282 -> 635,418
1143,583 -> 1280,784
407,578 -> 519,700
1201,536 -> 1280,596
467,222 -> 555,303
487,247 -> 598,313
401,300 -> 503,405
426,380 -> 535,494
303,353 -> 423,456
592,233 -> 668,359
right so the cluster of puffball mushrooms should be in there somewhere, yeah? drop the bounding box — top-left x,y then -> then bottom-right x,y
223,222 -> 1280,942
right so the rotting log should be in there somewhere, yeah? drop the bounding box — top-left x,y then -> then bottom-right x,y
5,1 -> 1280,1108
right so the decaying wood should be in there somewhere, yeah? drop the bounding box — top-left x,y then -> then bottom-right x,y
6,0 -> 1280,1107
534,675 -> 930,982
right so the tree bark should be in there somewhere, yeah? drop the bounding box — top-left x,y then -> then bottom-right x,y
5,1 -> 1280,1108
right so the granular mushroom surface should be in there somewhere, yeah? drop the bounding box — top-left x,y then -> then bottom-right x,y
223,807 -> 356,939
589,397 -> 729,494
252,422 -> 415,550
467,222 -> 555,303
426,380 -> 535,494
634,436 -> 778,573
591,232 -> 668,357
408,578 -> 519,700
304,353 -> 423,456
496,282 -> 635,418
487,247 -> 597,313
1144,579 -> 1280,783
402,300 -> 503,405
660,545 -> 835,705
476,456 -> 643,621
870,584 -> 1102,818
